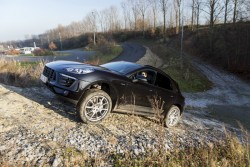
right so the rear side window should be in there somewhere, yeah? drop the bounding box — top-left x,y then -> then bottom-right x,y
155,73 -> 173,90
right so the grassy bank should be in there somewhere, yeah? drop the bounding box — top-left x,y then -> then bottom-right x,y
152,45 -> 213,92
88,45 -> 123,64
133,39 -> 213,93
0,58 -> 43,87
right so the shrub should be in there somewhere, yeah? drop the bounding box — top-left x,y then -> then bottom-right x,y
33,49 -> 55,56
6,49 -> 20,55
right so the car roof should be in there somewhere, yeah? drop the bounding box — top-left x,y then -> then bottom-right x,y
108,61 -> 143,67
104,61 -> 172,78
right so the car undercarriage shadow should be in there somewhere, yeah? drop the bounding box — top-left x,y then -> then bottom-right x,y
1,83 -> 162,126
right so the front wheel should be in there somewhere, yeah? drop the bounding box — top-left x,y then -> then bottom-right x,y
164,105 -> 181,128
78,89 -> 112,124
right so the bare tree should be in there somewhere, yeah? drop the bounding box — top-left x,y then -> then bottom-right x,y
137,0 -> 149,36
97,10 -> 105,33
170,8 -> 174,28
174,1 -> 179,34
174,0 -> 181,34
92,11 -> 97,45
121,1 -> 129,30
191,0 -> 202,30
233,0 -> 239,23
224,0 -> 230,24
202,0 -> 224,28
101,9 -> 110,32
203,0 -> 224,54
149,0 -> 158,31
247,0 -> 250,12
232,0 -> 247,23
129,0 -> 139,31
191,0 -> 195,31
159,0 -> 168,36
108,6 -> 120,32
195,0 -> 202,30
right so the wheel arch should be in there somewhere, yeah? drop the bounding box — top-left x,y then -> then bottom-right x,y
173,103 -> 184,114
77,80 -> 118,110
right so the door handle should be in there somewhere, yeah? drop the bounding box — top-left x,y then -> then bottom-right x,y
121,83 -> 126,86
149,89 -> 153,92
170,95 -> 174,98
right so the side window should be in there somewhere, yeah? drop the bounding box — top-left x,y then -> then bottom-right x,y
130,70 -> 156,84
155,73 -> 173,90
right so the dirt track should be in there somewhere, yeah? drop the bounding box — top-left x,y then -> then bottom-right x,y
185,56 -> 250,130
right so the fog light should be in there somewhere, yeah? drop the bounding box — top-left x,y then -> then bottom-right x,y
63,90 -> 69,96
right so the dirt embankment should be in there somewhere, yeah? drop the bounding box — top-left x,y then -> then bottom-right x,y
0,47 -> 230,166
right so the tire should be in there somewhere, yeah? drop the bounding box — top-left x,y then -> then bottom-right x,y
77,89 -> 112,124
164,105 -> 181,128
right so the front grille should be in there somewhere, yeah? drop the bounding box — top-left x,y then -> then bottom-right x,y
58,74 -> 76,87
43,66 -> 56,81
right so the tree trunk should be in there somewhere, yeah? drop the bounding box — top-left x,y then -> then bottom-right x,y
178,2 -> 181,34
142,14 -> 145,37
233,0 -> 237,24
196,3 -> 200,30
224,0 -> 229,24
163,11 -> 166,36
191,0 -> 195,31
210,0 -> 215,28
175,10 -> 178,34
209,0 -> 215,55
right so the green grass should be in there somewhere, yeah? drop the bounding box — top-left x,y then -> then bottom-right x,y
133,39 -> 213,93
20,54 -> 34,56
54,52 -> 71,56
89,45 -> 123,64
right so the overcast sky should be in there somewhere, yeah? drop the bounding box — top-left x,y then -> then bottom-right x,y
0,0 -> 123,42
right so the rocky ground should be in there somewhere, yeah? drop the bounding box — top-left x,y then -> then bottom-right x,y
0,47 -> 244,166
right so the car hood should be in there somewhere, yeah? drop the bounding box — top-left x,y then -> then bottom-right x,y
45,60 -> 106,71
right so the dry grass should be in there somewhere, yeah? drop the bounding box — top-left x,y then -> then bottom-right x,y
1,135 -> 249,167
0,58 -> 44,87
107,129 -> 250,167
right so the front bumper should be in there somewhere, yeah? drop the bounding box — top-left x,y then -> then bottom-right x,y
41,68 -> 90,103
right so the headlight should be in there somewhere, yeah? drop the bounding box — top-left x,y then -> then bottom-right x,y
65,67 -> 95,74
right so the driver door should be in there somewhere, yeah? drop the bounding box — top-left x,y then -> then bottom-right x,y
117,70 -> 157,115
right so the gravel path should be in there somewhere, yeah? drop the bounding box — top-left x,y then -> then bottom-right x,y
184,56 -> 250,130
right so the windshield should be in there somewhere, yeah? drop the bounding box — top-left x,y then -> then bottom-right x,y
101,62 -> 142,75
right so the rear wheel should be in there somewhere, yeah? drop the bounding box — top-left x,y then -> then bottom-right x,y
164,105 -> 181,128
78,89 -> 112,124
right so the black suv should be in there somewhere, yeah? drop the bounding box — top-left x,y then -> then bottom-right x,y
41,61 -> 185,127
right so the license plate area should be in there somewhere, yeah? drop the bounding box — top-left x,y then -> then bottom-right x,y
40,74 -> 48,83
